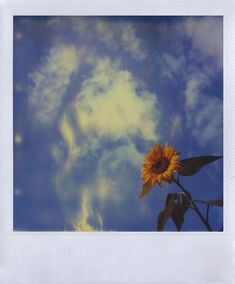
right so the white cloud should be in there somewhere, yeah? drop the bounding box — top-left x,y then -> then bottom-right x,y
119,23 -> 146,59
74,57 -> 159,141
96,176 -> 119,204
59,112 -> 81,172
183,17 -> 223,69
170,114 -> 182,138
29,44 -> 80,125
184,72 -> 209,110
161,53 -> 185,80
191,96 -> 223,148
74,18 -> 146,60
94,142 -> 144,205
184,71 -> 222,149
109,143 -> 143,170
73,189 -> 102,232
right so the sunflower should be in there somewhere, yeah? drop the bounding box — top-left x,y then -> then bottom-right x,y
141,143 -> 182,188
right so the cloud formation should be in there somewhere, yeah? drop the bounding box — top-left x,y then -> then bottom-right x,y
161,53 -> 186,80
48,55 -> 160,229
184,72 -> 209,110
59,112 -> 81,172
170,114 -> 182,138
74,18 -> 146,60
74,57 -> 159,141
184,71 -> 222,149
183,17 -> 223,69
29,44 -> 80,125
156,17 -> 223,150
74,189 -> 102,232
190,96 -> 223,148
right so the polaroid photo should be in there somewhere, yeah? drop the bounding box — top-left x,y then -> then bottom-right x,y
0,0 -> 235,283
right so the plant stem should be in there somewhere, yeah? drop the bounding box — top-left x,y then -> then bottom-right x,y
173,176 -> 213,232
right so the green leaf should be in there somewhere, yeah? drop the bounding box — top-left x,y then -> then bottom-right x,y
157,194 -> 176,231
179,156 -> 222,176
138,183 -> 153,199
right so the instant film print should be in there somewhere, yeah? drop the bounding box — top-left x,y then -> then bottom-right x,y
14,16 -> 223,231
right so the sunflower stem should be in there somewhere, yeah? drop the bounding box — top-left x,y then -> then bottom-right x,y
173,176 -> 213,232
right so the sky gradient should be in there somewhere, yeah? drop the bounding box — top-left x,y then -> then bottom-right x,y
14,16 -> 223,231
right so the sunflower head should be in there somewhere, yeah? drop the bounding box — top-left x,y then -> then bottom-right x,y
141,143 -> 182,188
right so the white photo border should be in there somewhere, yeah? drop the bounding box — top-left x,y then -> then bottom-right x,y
0,0 -> 235,283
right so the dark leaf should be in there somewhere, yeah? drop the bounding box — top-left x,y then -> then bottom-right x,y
207,199 -> 223,207
194,198 -> 223,207
157,193 -> 176,231
179,156 -> 222,176
171,192 -> 191,231
157,192 -> 191,231
138,183 -> 153,199
165,192 -> 178,206
181,191 -> 192,211
171,203 -> 183,231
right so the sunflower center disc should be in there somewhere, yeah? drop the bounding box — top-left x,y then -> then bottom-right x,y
151,157 -> 170,174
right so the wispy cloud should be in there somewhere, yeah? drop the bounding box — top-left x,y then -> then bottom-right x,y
29,44 -> 80,125
155,17 -> 223,150
74,189 -> 102,232
59,112 -> 81,172
184,72 -> 209,110
74,18 -> 146,60
170,114 -> 182,138
96,175 -> 120,204
161,53 -> 186,80
95,142 -> 143,205
190,96 -> 223,149
158,17 -> 222,83
184,71 -> 222,149
118,22 -> 146,59
183,17 -> 223,69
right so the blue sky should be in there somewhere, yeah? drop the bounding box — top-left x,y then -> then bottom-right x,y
14,16 -> 223,231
